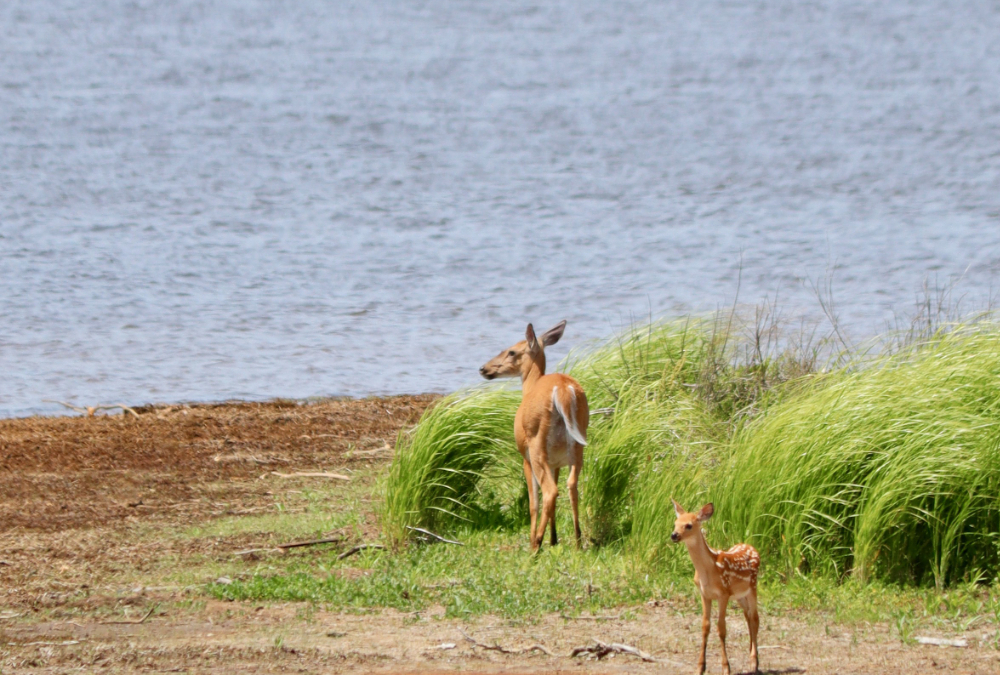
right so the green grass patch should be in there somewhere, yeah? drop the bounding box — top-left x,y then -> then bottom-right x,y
715,326 -> 1000,587
210,523 -> 1000,636
382,314 -> 1000,591
213,525 -> 675,618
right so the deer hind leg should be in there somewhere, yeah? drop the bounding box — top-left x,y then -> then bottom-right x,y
549,467 -> 559,546
738,591 -> 760,673
531,458 -> 558,553
522,457 -> 538,545
717,594 -> 731,675
698,595 -> 711,675
567,458 -> 582,548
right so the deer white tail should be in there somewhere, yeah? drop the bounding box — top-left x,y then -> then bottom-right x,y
552,386 -> 587,446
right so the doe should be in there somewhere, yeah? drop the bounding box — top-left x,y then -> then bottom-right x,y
671,499 -> 760,675
479,321 -> 589,551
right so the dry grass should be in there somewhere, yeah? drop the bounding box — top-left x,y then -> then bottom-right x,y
0,395 -> 437,532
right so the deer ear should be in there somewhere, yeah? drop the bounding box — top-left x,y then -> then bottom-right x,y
671,498 -> 685,517
697,503 -> 714,522
525,323 -> 539,351
539,320 -> 567,347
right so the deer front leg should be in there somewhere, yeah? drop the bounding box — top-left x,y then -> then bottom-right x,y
698,595 -> 711,675
522,457 -> 538,546
567,460 -> 582,548
717,594 -> 731,675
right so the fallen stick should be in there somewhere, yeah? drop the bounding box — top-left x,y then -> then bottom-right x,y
100,604 -> 157,625
13,640 -> 83,647
406,526 -> 464,545
338,544 -> 385,560
915,636 -> 968,648
270,471 -> 351,481
570,638 -> 658,663
232,547 -> 283,557
560,613 -> 621,621
275,537 -> 345,551
459,629 -> 555,656
43,400 -> 140,418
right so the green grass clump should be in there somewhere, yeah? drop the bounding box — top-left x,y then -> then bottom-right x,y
569,320 -> 725,547
383,313 -> 1000,590
381,389 -> 522,543
714,326 -> 1000,587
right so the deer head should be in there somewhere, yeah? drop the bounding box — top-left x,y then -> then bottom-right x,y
479,320 -> 566,381
670,499 -> 714,543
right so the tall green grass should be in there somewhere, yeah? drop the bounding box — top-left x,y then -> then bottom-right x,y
568,319 -> 724,546
714,326 -> 1000,587
383,314 -> 1000,589
381,388 -> 521,543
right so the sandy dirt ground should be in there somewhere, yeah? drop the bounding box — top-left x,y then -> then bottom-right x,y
2,397 -> 998,674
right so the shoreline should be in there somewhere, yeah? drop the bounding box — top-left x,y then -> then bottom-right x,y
0,393 -> 446,423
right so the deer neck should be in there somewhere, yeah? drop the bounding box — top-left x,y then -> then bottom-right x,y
684,530 -> 717,576
520,354 -> 546,395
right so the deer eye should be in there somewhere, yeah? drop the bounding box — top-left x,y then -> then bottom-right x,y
685,523 -> 692,530
508,351 -> 516,357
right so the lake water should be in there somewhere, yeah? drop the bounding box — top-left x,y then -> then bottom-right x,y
2,0 -> 1000,417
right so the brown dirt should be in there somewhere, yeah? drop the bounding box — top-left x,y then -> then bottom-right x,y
2,396 -> 998,673
0,396 -> 436,532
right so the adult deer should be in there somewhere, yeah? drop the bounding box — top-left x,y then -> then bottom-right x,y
479,321 -> 589,551
671,499 -> 760,675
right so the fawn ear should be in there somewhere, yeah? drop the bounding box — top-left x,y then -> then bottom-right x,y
539,320 -> 567,347
696,503 -> 714,522
671,498 -> 685,517
525,323 -> 539,351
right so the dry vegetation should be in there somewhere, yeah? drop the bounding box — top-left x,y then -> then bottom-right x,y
1,396 -> 998,673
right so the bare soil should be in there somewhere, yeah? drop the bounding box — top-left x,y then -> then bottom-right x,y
2,397 -> 998,674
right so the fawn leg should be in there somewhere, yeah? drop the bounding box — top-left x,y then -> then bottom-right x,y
698,595 -> 711,675
718,594 -> 731,675
739,591 -> 760,673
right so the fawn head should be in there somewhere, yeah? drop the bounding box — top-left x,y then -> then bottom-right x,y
670,499 -> 713,543
479,320 -> 567,380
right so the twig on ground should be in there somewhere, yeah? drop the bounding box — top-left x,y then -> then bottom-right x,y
406,526 -> 464,545
275,537 -> 345,552
43,400 -> 140,418
570,638 -> 658,663
270,471 -> 351,481
232,547 -> 283,557
560,613 -> 621,621
915,636 -> 968,648
100,604 -> 158,625
337,543 -> 385,560
591,407 -> 615,416
459,629 -> 555,656
13,640 -> 83,646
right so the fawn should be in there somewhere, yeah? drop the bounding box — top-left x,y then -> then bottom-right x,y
672,499 -> 760,675
480,321 -> 589,551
